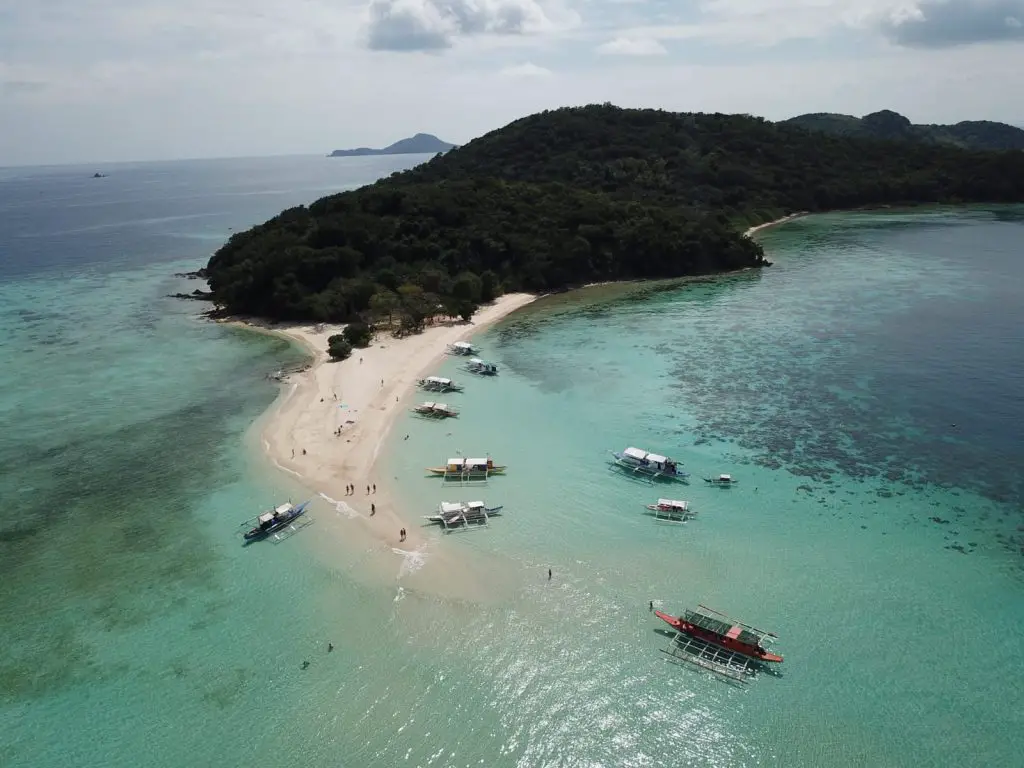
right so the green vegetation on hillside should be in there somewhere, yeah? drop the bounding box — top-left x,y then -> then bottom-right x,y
206,104 -> 1024,324
782,109 -> 1024,151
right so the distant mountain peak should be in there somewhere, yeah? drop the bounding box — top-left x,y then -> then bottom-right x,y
781,110 -> 1024,151
329,133 -> 456,158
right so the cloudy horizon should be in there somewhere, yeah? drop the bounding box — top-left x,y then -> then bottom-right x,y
2,1 -> 1023,166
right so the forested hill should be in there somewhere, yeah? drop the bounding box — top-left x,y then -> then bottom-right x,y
205,104 -> 1024,325
781,110 -> 1024,151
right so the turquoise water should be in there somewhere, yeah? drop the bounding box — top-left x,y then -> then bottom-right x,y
2,158 -> 1022,768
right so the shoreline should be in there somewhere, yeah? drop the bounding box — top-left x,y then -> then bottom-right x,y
237,293 -> 536,593
744,211 -> 809,238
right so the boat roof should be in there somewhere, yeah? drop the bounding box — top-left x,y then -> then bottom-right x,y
466,457 -> 489,464
685,608 -> 771,646
452,341 -> 473,349
440,502 -> 463,513
420,401 -> 435,408
658,499 -> 687,508
623,446 -> 648,460
446,457 -> 465,465
433,403 -> 448,410
719,474 -> 732,480
470,357 -> 483,364
467,501 -> 485,509
425,376 -> 451,384
647,453 -> 668,464
258,511 -> 275,523
274,503 -> 292,514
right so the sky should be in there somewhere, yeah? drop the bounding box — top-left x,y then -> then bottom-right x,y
1,0 -> 1023,165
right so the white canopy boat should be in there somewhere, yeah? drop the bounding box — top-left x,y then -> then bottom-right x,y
447,341 -> 477,356
465,357 -> 498,376
424,500 -> 504,531
704,474 -> 738,486
412,401 -> 459,418
609,446 -> 690,481
417,375 -> 464,393
426,456 -> 506,482
644,498 -> 695,522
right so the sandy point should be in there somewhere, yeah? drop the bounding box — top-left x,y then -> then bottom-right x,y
744,211 -> 809,238
245,293 -> 536,596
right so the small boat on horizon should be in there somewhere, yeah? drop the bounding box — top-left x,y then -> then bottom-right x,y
417,375 -> 464,393
465,357 -> 498,376
412,401 -> 459,419
645,498 -> 695,522
447,341 -> 477,356
704,474 -> 737,486
426,456 -> 506,481
655,605 -> 782,663
610,446 -> 690,481
240,500 -> 311,543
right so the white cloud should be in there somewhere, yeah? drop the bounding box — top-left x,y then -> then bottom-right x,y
596,37 -> 668,55
499,61 -> 553,76
364,0 -> 567,51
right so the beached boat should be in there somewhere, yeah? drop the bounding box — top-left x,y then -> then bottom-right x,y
426,456 -> 506,481
447,341 -> 477,356
240,500 -> 311,542
609,447 -> 690,481
425,500 -> 504,530
464,357 -> 498,376
655,605 -> 782,663
412,401 -> 459,419
645,498 -> 695,522
704,474 -> 737,486
417,375 -> 464,393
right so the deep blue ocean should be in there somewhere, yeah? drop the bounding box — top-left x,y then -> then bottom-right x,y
1,156 -> 1022,767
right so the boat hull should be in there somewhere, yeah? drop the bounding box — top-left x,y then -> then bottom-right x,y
610,453 -> 690,481
654,610 -> 783,663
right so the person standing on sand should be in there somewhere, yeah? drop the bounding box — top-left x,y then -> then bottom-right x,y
370,503 -> 375,516
372,484 -> 376,494
366,484 -> 370,495
548,568 -> 552,581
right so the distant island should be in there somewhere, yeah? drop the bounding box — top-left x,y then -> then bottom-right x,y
205,104 -> 1024,327
329,133 -> 456,157
781,110 -> 1024,151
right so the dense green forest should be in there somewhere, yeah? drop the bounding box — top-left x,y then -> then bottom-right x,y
781,109 -> 1024,151
205,104 -> 1024,324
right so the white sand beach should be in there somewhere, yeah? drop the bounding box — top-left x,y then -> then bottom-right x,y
250,293 -> 535,590
744,211 -> 808,238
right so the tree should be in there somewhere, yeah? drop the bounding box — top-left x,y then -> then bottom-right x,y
343,321 -> 373,348
480,270 -> 500,302
369,290 -> 400,326
452,271 -> 483,303
327,335 -> 352,360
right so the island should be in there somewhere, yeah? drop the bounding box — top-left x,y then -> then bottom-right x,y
205,104 -> 1024,327
781,110 -> 1024,151
329,133 -> 456,157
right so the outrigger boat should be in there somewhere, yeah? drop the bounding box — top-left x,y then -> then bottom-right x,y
417,375 -> 464,393
655,605 -> 782,663
426,456 -> 506,482
425,500 -> 504,530
447,341 -> 477,356
704,474 -> 737,486
645,498 -> 695,522
465,357 -> 498,376
412,401 -> 459,419
610,446 -> 690,481
240,500 -> 311,543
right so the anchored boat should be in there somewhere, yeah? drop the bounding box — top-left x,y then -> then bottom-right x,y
610,446 -> 690,481
704,474 -> 737,486
447,341 -> 477,356
465,357 -> 498,376
412,401 -> 459,419
240,500 -> 311,543
655,605 -> 782,663
426,456 -> 506,482
425,500 -> 504,530
645,498 -> 695,522
417,375 -> 464,393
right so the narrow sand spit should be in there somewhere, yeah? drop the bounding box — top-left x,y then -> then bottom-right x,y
247,293 -> 536,593
744,211 -> 809,238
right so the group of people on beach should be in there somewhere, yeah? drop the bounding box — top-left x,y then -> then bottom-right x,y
344,483 -> 376,495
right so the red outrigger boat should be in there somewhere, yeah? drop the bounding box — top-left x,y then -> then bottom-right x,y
655,605 -> 783,663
